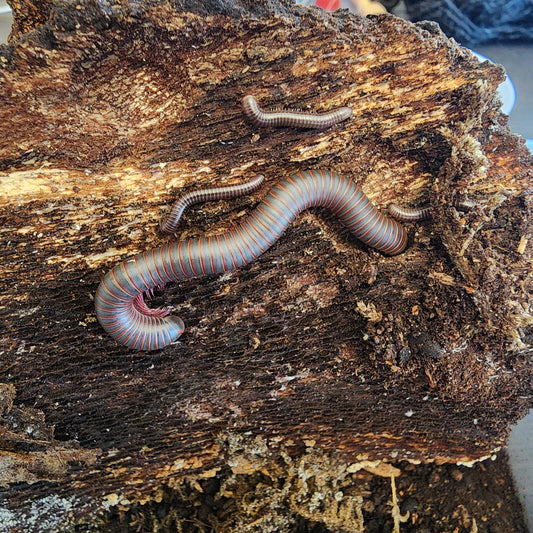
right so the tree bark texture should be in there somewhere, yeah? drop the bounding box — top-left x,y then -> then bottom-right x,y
0,0 -> 532,531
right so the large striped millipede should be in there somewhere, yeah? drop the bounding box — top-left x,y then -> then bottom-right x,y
95,170 -> 408,351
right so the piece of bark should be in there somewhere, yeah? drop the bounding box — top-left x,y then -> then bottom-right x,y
99,450 -> 529,532
4,0 -> 53,41
0,1 -> 532,530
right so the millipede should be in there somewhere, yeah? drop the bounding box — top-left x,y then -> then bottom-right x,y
388,204 -> 432,222
95,170 -> 408,351
242,95 -> 353,129
388,200 -> 475,222
160,174 -> 265,234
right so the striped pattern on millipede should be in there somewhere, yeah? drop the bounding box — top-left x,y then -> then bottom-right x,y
388,199 -> 475,222
95,170 -> 408,351
160,174 -> 265,234
388,203 -> 432,222
242,95 -> 353,129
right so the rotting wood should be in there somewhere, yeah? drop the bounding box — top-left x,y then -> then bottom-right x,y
0,0 -> 532,530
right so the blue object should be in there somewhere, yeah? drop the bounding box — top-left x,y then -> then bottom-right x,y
470,51 -> 516,115
404,0 -> 533,45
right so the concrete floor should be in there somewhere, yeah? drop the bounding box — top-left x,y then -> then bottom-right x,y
0,5 -> 532,531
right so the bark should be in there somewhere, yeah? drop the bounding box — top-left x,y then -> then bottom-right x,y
0,1 -> 531,530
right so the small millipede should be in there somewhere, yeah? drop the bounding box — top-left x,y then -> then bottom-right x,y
388,204 -> 432,222
388,200 -> 475,222
242,94 -> 353,129
95,170 -> 408,351
160,174 -> 265,234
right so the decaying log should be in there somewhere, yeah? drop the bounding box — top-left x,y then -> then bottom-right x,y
0,0 -> 532,530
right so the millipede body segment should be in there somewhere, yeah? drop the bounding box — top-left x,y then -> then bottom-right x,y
242,95 -> 353,129
388,203 -> 432,222
95,170 -> 407,351
388,200 -> 475,222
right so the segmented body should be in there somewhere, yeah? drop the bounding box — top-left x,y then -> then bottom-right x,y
160,175 -> 265,234
242,95 -> 353,129
95,170 -> 407,351
388,200 -> 475,222
388,204 -> 432,222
